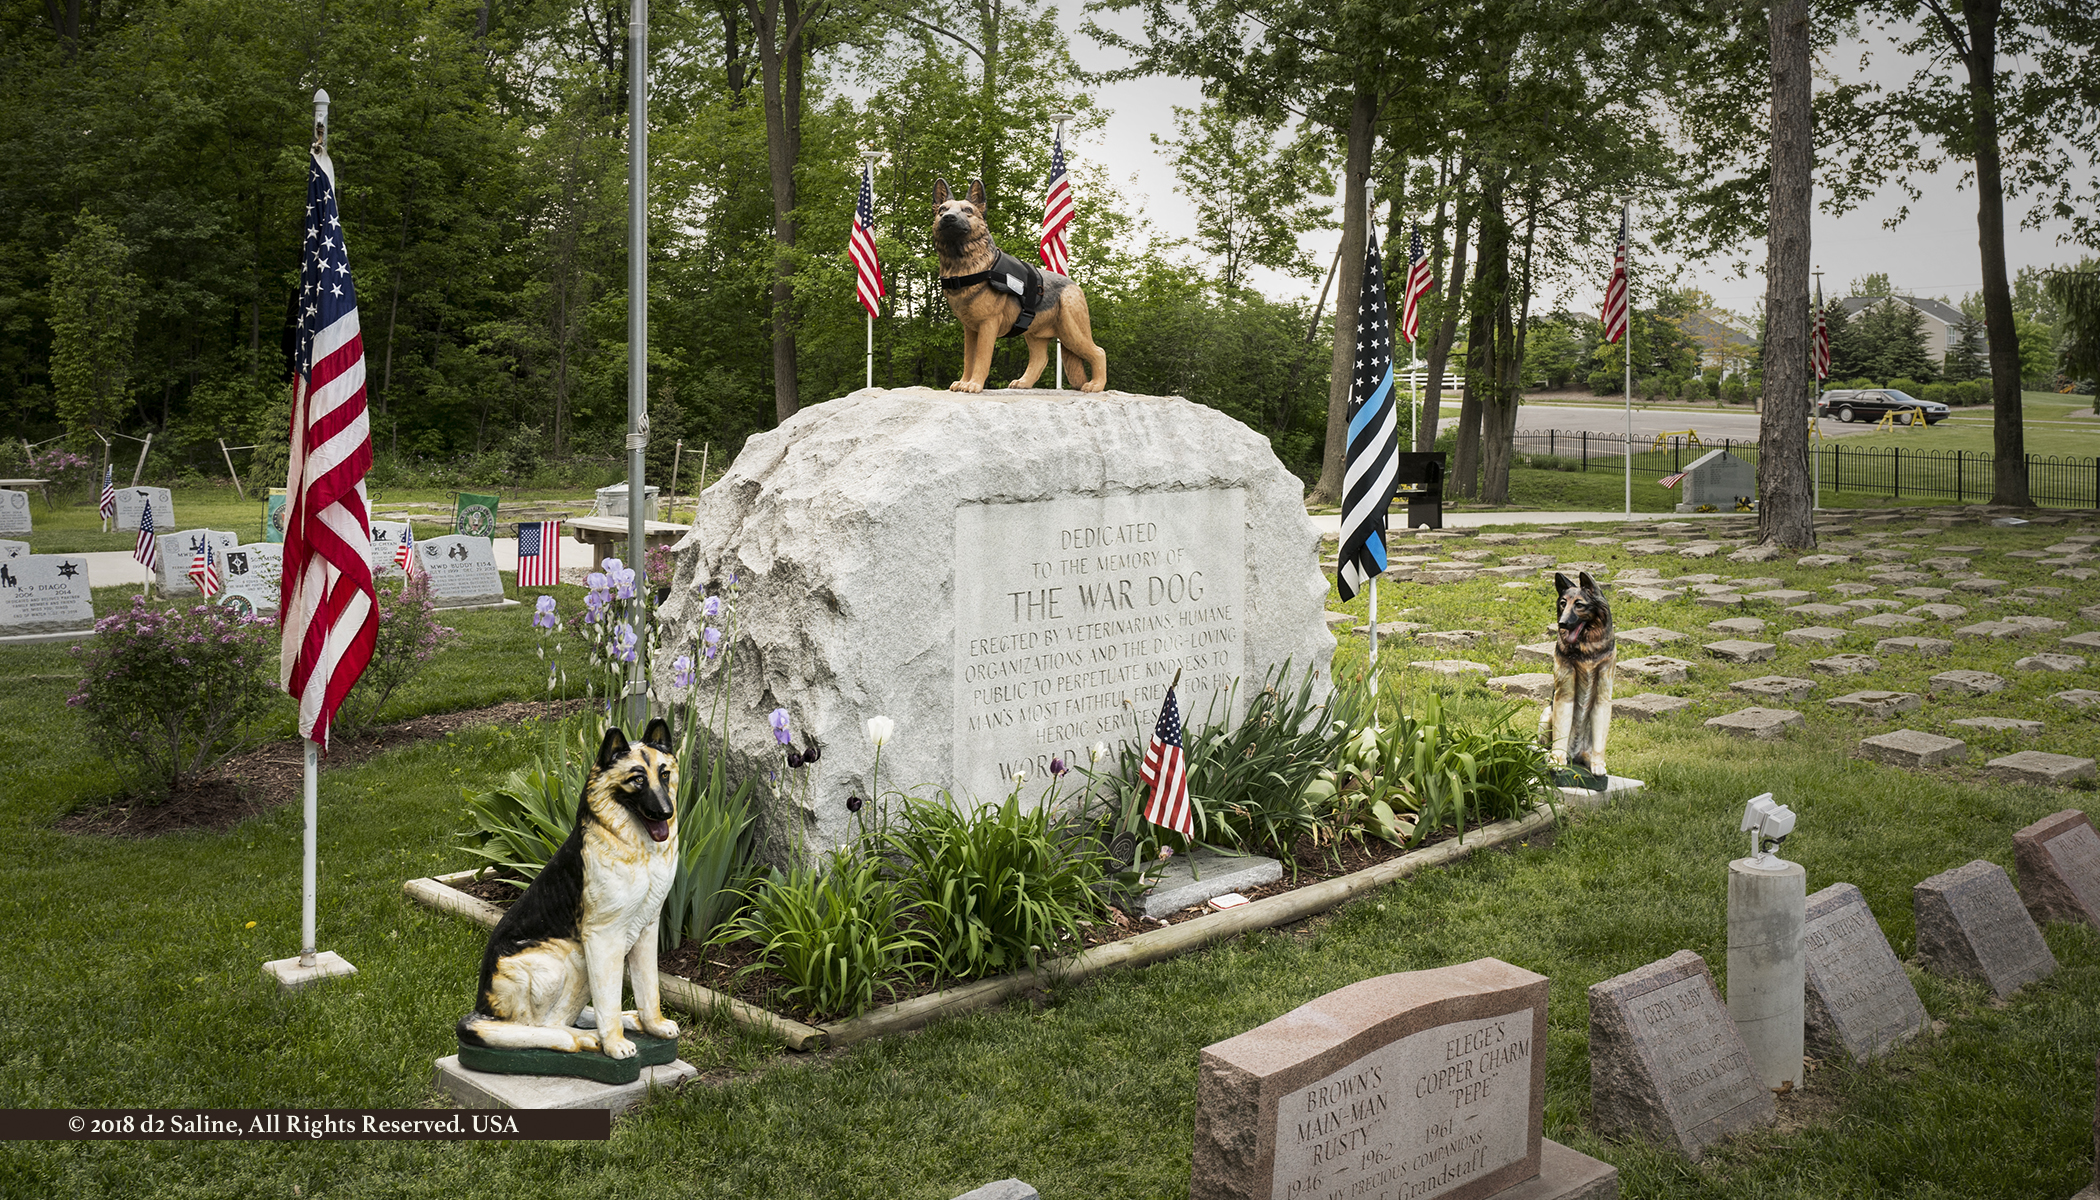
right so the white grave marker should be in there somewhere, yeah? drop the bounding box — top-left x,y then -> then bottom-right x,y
0,489 -> 31,533
0,554 -> 94,638
113,486 -> 174,533
417,534 -> 504,607
368,521 -> 414,579
156,529 -> 240,597
218,543 -> 284,616
0,539 -> 27,559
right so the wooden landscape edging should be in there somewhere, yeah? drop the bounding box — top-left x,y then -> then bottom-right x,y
403,794 -> 1590,1053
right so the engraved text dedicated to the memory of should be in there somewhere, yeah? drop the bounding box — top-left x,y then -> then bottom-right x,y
1627,973 -> 1765,1129
1270,1011 -> 1535,1200
953,490 -> 1246,800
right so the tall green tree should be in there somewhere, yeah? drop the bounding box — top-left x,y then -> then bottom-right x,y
46,209 -> 139,443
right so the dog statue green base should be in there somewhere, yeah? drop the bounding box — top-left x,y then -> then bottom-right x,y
456,1029 -> 678,1084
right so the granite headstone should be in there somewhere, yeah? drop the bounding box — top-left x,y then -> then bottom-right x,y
218,543 -> 284,616
113,486 -> 174,533
0,539 -> 27,559
367,521 -> 414,579
0,489 -> 31,533
155,529 -> 240,596
0,554 -> 94,637
2011,810 -> 2100,930
417,533 -> 505,606
1799,883 -> 1927,1064
1588,950 -> 1774,1159
1913,859 -> 2058,998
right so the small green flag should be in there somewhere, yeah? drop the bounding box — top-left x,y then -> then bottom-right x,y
456,492 -> 499,538
262,489 -> 289,544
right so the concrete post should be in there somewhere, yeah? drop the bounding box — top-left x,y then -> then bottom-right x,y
1727,856 -> 1805,1092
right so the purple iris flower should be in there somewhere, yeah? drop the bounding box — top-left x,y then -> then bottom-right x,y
613,622 -> 638,663
671,654 -> 694,688
702,626 -> 721,659
611,566 -> 637,600
1050,757 -> 1067,777
532,595 -> 558,629
583,591 -> 608,622
769,707 -> 791,746
702,596 -> 721,619
586,571 -> 608,593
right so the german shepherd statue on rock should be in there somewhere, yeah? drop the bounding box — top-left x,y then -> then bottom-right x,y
933,177 -> 1107,393
458,720 -> 682,1059
1541,572 -> 1615,780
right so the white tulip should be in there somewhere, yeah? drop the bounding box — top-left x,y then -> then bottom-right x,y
865,715 -> 896,748
1090,741 -> 1108,763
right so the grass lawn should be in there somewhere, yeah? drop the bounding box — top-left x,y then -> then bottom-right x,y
1829,391 -> 2100,458
1,520 -> 2096,1197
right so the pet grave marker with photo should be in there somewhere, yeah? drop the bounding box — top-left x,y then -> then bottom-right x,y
0,489 -> 31,533
218,543 -> 284,616
112,485 -> 174,532
154,529 -> 240,597
1190,958 -> 1616,1200
2012,809 -> 2100,929
417,533 -> 508,609
0,554 -> 95,642
1800,883 -> 1928,1063
1588,950 -> 1773,1159
1913,859 -> 2058,998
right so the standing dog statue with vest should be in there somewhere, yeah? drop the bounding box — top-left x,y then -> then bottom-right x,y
933,177 -> 1107,393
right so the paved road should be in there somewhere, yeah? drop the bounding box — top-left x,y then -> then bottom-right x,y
1507,403 -> 1880,442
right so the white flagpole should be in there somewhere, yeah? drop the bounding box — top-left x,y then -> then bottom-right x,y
863,149 -> 881,391
1812,267 -> 1824,512
1622,200 -> 1634,518
1053,113 -> 1072,391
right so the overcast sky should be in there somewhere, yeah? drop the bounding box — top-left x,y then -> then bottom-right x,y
1053,5 -> 2088,319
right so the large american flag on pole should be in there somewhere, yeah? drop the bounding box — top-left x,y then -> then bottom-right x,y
1601,206 -> 1630,344
849,160 -> 884,319
1813,283 -> 1831,383
1400,224 -> 1436,345
1337,231 -> 1398,603
280,141 -> 376,749
517,520 -> 561,588
1039,131 -> 1073,276
1139,684 -> 1193,839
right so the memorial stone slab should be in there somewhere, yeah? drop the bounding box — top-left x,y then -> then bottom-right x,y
1786,604 -> 1850,620
2081,605 -> 2100,622
1704,707 -> 1803,739
1853,613 -> 1924,632
2002,615 -> 2067,633
1913,860 -> 2058,999
155,529 -> 240,596
1588,951 -> 1772,1160
1619,586 -> 1683,602
1134,848 -> 1283,920
0,539 -> 27,559
1861,548 -> 1911,561
1954,577 -> 2008,594
1907,604 -> 1967,622
1841,598 -> 1903,612
418,534 -> 506,607
1513,643 -> 1557,664
1952,716 -> 2044,734
1707,617 -> 1765,636
2016,586 -> 2068,599
367,521 -> 414,579
1703,639 -> 1776,664
2005,549 -> 2049,559
1867,571 -> 1933,586
1828,583 -> 1881,597
1892,587 -> 1953,601
1827,690 -> 1921,718
1874,636 -> 1952,657
1413,659 -> 1492,679
1190,958 -> 1563,1200
0,489 -> 30,533
1619,656 -> 1692,685
1487,673 -> 1556,702
1689,583 -> 1739,597
2053,567 -> 2096,581
111,486 -> 173,532
1744,590 -> 1814,605
2012,810 -> 2100,930
0,554 -> 94,637
1729,676 -> 1816,701
1782,626 -> 1847,648
1929,670 -> 2005,696
1613,693 -> 1693,721
1694,594 -> 1746,610
1858,729 -> 1967,768
218,543 -> 283,616
2054,690 -> 2100,710
1799,883 -> 1929,1063
1678,542 -> 1726,559
1420,630 -> 1487,648
1615,626 -> 1686,647
1920,557 -> 1972,571
1729,544 -> 1784,562
1809,653 -> 1877,675
1797,555 -> 1852,567
2015,653 -> 2087,672
2063,631 -> 2100,650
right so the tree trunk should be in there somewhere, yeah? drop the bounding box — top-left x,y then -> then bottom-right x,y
975,0 -> 1002,206
1480,184 -> 1536,505
1419,166 -> 1473,453
1453,167 -> 1507,500
748,0 -> 809,425
1757,0 -> 1817,546
1309,89 -> 1376,506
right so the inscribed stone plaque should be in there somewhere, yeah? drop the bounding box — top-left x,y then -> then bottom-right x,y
0,489 -> 30,533
417,533 -> 504,606
218,543 -> 283,616
2013,810 -> 2100,929
112,486 -> 173,533
0,539 -> 27,559
1192,958 -> 1548,1200
155,529 -> 240,596
0,555 -> 93,636
367,521 -> 413,579
1800,883 -> 1927,1064
1913,859 -> 2058,998
952,490 -> 1245,801
1588,950 -> 1773,1159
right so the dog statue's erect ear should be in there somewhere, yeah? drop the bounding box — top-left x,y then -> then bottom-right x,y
933,177 -> 952,207
1554,572 -> 1577,597
641,717 -> 675,754
1578,571 -> 1600,595
967,178 -> 986,211
597,725 -> 632,769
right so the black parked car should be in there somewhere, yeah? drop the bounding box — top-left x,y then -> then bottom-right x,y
1816,388 -> 1950,425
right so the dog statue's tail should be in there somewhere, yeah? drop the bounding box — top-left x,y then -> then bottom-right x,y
457,1013 -> 598,1053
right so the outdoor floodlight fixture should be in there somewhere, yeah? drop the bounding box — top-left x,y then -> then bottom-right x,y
1739,793 -> 1796,866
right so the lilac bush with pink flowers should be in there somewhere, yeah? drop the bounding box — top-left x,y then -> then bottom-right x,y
67,596 -> 281,795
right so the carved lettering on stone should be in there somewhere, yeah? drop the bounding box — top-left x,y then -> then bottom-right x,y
1800,883 -> 1927,1063
1589,950 -> 1773,1159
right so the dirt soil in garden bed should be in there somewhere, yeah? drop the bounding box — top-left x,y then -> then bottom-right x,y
443,813 -> 1555,1025
56,699 -> 591,838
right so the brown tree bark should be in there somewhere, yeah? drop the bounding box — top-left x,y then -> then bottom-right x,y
1419,168 -> 1473,454
1310,89 -> 1376,507
747,0 -> 819,425
1757,0 -> 1817,547
1453,167 -> 1507,500
1480,182 -> 1537,505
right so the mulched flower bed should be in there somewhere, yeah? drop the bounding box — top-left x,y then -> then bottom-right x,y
56,698 -> 590,838
443,816 -> 1547,1025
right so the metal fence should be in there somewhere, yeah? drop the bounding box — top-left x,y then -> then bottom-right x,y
1511,428 -> 2100,509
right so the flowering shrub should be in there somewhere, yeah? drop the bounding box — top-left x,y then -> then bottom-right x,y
29,447 -> 94,500
333,574 -> 457,736
68,596 -> 280,794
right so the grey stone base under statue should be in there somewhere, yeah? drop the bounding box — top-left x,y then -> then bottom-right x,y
1494,1139 -> 1619,1200
948,1181 -> 1039,1200
434,1055 -> 697,1112
1557,775 -> 1643,806
1122,848 -> 1282,920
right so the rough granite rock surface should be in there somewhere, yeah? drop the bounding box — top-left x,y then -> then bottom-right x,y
1588,950 -> 1772,1160
1913,860 -> 2058,999
2012,810 -> 2100,930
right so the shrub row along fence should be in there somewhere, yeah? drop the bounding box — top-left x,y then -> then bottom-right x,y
1513,428 -> 2100,509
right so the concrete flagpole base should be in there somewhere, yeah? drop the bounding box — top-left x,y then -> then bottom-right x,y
263,950 -> 358,991
1727,856 -> 1806,1091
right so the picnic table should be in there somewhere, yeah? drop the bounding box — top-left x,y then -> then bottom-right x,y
564,515 -> 692,571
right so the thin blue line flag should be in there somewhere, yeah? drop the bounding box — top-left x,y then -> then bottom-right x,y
1337,231 -> 1398,602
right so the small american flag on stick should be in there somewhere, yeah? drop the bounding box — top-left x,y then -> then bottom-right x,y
1401,224 -> 1436,345
517,520 -> 561,588
1658,472 -> 1687,489
849,160 -> 884,319
134,499 -> 158,572
1039,131 -> 1073,276
99,464 -> 115,529
1140,674 -> 1193,840
1601,207 -> 1630,345
190,539 -> 223,599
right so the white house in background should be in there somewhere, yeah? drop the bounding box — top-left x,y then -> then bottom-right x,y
1836,295 -> 1968,368
1681,309 -> 1757,373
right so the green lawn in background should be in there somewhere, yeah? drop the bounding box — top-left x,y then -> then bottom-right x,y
1,518 -> 2095,1197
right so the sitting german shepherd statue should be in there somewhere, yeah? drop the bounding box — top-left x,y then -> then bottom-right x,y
933,177 -> 1107,393
1541,572 -> 1615,780
458,720 -> 681,1059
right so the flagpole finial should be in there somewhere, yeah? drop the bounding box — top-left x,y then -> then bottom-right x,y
313,89 -> 330,152
1169,667 -> 1182,691
1053,112 -> 1074,135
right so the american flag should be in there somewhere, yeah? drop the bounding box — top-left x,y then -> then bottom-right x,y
1139,684 -> 1192,839
1658,472 -> 1687,489
1039,131 -> 1073,276
849,160 -> 884,320
1337,231 -> 1398,603
1400,224 -> 1436,345
395,527 -> 421,578
1601,206 -> 1630,345
190,539 -> 223,599
134,499 -> 158,572
280,141 -> 377,749
1813,283 -> 1830,383
98,464 -> 115,528
517,520 -> 561,588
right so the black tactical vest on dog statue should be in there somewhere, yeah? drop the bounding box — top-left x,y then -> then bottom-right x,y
941,247 -> 1049,338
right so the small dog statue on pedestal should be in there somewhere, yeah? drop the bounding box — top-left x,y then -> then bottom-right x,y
932,177 -> 1107,394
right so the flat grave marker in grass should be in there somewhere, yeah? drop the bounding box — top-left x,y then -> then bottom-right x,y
1857,729 -> 1967,768
1704,707 -> 1803,739
1800,882 -> 1929,1064
2015,651 -> 2091,672
1827,690 -> 1921,718
1913,859 -> 2058,1000
1588,949 -> 1773,1161
1988,751 -> 2100,785
1613,692 -> 1692,721
1928,669 -> 2005,696
0,553 -> 94,641
2013,809 -> 2100,930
